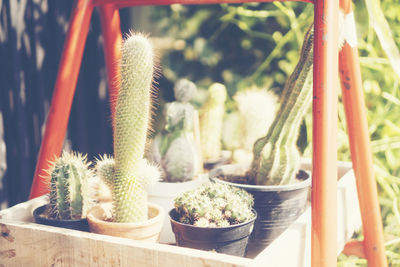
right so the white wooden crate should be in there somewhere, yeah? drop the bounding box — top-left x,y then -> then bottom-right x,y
0,161 -> 361,267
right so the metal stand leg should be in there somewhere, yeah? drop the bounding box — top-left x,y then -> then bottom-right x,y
339,3 -> 387,265
29,0 -> 94,199
312,0 -> 339,266
99,4 -> 122,121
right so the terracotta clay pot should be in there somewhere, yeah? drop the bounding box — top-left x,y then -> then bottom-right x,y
87,202 -> 165,242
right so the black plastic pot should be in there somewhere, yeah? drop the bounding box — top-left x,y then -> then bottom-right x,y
209,164 -> 311,257
169,208 -> 257,257
33,204 -> 89,232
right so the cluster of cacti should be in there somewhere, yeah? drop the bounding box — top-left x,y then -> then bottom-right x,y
250,24 -> 314,185
46,151 -> 93,220
174,183 -> 254,227
150,79 -> 201,182
199,83 -> 227,160
95,33 -> 160,223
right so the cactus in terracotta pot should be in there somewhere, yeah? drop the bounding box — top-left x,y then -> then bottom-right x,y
199,83 -> 227,161
174,182 -> 254,227
46,151 -> 93,220
250,24 -> 314,185
95,33 -> 161,223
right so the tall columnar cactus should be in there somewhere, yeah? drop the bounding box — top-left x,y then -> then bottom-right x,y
199,83 -> 227,160
250,24 -> 314,185
151,79 -> 201,182
47,151 -> 93,220
111,33 -> 159,223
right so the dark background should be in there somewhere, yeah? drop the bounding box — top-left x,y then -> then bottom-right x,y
0,1 -> 133,207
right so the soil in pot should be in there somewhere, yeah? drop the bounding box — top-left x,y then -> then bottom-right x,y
209,164 -> 311,257
33,204 -> 89,232
169,208 -> 257,257
87,202 -> 165,242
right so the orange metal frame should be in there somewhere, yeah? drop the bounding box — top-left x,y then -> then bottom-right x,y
28,0 -> 387,266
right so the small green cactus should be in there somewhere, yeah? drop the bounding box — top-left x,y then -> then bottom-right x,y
95,154 -> 115,189
199,83 -> 227,160
103,32 -> 160,223
250,24 -> 314,185
46,151 -> 93,220
174,183 -> 254,227
150,79 -> 201,182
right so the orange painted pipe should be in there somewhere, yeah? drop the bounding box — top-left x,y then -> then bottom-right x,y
99,4 -> 123,127
93,0 -> 313,8
312,0 -> 339,266
29,0 -> 94,199
340,44 -> 387,267
338,1 -> 387,264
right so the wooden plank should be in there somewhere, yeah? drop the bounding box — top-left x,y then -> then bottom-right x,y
0,161 -> 361,266
0,221 -> 252,267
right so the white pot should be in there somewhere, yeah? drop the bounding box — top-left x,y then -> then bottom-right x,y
148,174 -> 208,244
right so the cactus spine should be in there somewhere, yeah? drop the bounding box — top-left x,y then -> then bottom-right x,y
250,24 -> 314,185
112,33 -> 156,222
47,151 -> 93,220
199,83 -> 227,160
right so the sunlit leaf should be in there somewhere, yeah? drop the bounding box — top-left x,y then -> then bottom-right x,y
365,0 -> 400,78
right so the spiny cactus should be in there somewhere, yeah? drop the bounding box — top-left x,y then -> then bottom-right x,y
46,151 -> 93,220
174,183 -> 254,227
174,78 -> 197,103
110,32 -> 160,223
151,79 -> 201,182
250,24 -> 314,185
234,89 -> 278,152
199,83 -> 227,160
95,154 -> 115,189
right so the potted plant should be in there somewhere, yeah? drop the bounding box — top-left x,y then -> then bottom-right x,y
147,78 -> 207,243
169,182 -> 257,256
199,82 -> 231,170
86,32 -> 164,242
209,24 -> 314,256
33,151 -> 94,232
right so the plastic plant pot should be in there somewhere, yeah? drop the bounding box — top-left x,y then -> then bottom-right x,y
33,204 -> 89,232
209,163 -> 311,257
169,208 -> 257,257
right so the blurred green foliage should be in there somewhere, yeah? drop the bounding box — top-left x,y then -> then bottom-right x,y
149,0 -> 400,264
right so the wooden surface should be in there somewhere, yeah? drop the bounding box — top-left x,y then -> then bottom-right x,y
0,161 -> 361,267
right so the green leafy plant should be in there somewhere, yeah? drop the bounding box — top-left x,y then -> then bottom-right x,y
46,151 -> 93,220
174,182 -> 254,227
